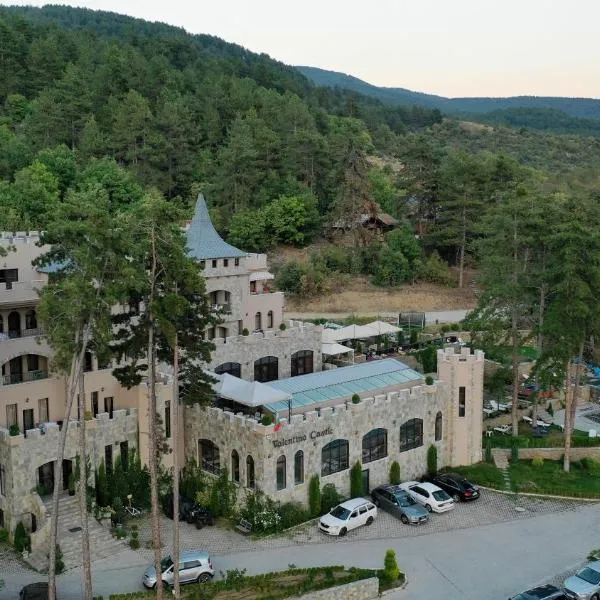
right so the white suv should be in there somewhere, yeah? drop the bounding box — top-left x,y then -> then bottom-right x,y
399,481 -> 455,513
318,498 -> 377,536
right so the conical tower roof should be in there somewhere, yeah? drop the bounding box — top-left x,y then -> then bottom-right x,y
186,193 -> 246,260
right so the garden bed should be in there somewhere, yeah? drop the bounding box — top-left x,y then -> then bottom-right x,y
107,565 -> 404,599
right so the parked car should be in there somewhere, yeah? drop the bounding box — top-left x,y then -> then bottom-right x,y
563,561 -> 600,599
371,484 -> 429,524
20,583 -> 54,600
399,481 -> 454,513
142,550 -> 214,589
423,473 -> 480,502
318,498 -> 377,536
509,583 -> 566,600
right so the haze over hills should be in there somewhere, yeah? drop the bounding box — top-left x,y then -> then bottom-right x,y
296,65 -> 600,121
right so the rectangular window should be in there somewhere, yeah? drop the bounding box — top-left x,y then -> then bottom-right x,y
105,445 -> 113,476
104,396 -> 113,419
200,260 -> 205,269
0,268 -> 18,284
223,259 -> 228,267
0,463 -> 5,496
38,398 -> 49,423
6,403 -> 17,428
27,354 -> 39,372
91,391 -> 99,418
459,386 -> 466,417
238,320 -> 243,335
22,409 -> 34,432
165,401 -> 171,439
212,259 -> 217,268
120,441 -> 129,471
234,258 -> 240,266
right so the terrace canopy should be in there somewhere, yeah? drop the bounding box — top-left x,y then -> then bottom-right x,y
214,373 -> 291,408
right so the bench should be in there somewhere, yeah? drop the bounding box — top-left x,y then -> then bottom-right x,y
235,518 -> 252,535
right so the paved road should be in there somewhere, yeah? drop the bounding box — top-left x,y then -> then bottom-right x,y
4,501 -> 598,599
286,309 -> 471,325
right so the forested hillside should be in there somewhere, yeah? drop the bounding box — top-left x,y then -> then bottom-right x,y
1,5 -> 600,299
298,65 -> 600,136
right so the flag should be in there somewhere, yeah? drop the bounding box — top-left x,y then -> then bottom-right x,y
274,414 -> 282,432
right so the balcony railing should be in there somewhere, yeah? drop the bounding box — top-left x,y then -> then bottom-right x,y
211,304 -> 231,314
3,370 -> 48,385
0,327 -> 44,341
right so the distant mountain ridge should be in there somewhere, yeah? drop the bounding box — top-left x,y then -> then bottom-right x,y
296,66 -> 600,120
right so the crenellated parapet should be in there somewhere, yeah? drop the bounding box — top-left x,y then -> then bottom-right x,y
437,346 -> 485,364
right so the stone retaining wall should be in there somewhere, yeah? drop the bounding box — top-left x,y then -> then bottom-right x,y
299,577 -> 379,600
518,447 -> 600,460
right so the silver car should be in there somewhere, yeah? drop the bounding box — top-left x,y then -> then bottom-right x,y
371,484 -> 429,524
142,550 -> 214,589
564,561 -> 600,599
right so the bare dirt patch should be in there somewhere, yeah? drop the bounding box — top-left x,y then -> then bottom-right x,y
285,277 -> 477,313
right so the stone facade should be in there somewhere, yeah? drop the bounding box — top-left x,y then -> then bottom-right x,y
185,348 -> 484,507
0,408 -> 138,539
299,578 -> 379,600
208,320 -> 323,380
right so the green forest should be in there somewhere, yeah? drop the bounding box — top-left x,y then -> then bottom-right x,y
2,5 -> 600,295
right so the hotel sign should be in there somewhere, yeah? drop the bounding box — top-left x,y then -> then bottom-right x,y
272,426 -> 333,448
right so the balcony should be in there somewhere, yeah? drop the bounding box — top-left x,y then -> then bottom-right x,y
3,370 -> 49,385
211,304 -> 231,315
0,280 -> 45,306
0,327 -> 44,341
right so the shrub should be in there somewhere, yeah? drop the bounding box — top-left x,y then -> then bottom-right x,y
410,330 -> 418,344
420,251 -> 455,286
320,483 -> 341,514
0,529 -> 8,543
511,441 -> 519,462
350,461 -> 363,498
54,544 -> 64,574
95,459 -> 109,507
209,467 -> 237,518
129,526 -> 140,549
279,322 -> 286,331
261,414 -> 274,426
13,522 -> 29,553
425,375 -> 434,385
308,475 -> 321,517
532,457 -> 544,468
242,328 -> 249,336
383,549 -> 400,583
546,402 -> 554,417
485,439 -> 493,463
238,488 -> 281,534
427,445 -> 438,476
351,393 -> 361,404
416,344 -> 437,374
279,502 -> 310,529
8,424 -> 19,436
84,410 -> 93,421
179,457 -> 205,503
389,461 -> 401,485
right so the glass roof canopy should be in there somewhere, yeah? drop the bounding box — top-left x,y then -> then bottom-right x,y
264,358 -> 424,414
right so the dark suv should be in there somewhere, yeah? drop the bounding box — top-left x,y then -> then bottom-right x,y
509,584 -> 566,600
423,472 -> 480,502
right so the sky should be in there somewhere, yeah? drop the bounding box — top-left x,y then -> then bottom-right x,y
2,0 -> 599,98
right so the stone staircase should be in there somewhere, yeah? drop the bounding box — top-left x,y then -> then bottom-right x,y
27,494 -> 128,572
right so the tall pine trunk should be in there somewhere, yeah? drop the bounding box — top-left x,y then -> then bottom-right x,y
532,283 -> 546,425
172,333 -> 180,598
458,206 -> 466,289
147,226 -> 163,599
77,368 -> 93,600
48,326 -> 90,599
510,307 -> 520,436
564,339 -> 585,472
563,360 -> 573,473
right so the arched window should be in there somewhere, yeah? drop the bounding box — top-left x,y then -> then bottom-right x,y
294,450 -> 304,485
198,439 -> 220,474
399,418 -> 423,452
435,411 -> 443,441
276,455 -> 286,490
267,310 -> 274,329
25,309 -> 37,330
215,362 -> 241,378
231,450 -> 240,483
254,356 -> 278,382
321,439 -> 349,476
246,455 -> 255,488
255,312 -> 262,331
291,350 -> 313,377
362,428 -> 388,463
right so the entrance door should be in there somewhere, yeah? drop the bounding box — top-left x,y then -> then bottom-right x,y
62,460 -> 72,491
38,462 -> 54,494
361,469 -> 370,494
23,409 -> 34,432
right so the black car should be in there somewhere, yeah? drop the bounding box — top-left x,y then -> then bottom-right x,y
509,583 -> 566,600
20,583 -> 54,600
424,473 -> 480,502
